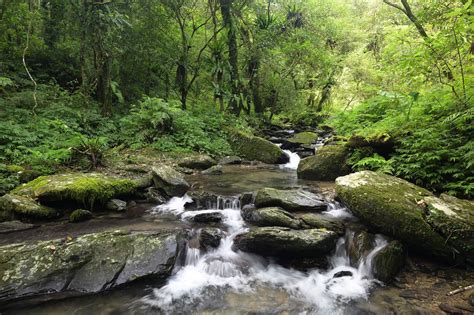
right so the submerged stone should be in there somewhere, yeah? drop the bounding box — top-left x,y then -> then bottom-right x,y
254,188 -> 327,212
233,227 -> 338,258
151,165 -> 190,197
11,173 -> 137,209
0,230 -> 184,304
297,145 -> 350,181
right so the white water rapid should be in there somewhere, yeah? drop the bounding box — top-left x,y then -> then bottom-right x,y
140,196 -> 388,314
282,149 -> 301,170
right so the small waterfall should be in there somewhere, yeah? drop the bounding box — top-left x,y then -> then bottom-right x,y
281,149 -> 301,170
323,201 -> 355,219
140,195 -> 391,314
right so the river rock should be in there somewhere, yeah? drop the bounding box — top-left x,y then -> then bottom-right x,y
297,145 -> 351,181
0,194 -> 59,221
281,132 -> 318,150
106,199 -> 127,212
11,173 -> 138,209
372,241 -> 405,282
345,231 -> 375,266
299,213 -> 345,235
178,155 -> 216,170
335,171 -> 473,263
0,230 -> 184,305
254,188 -> 327,212
228,130 -> 289,164
242,207 -> 303,229
191,212 -> 223,223
201,165 -> 223,175
0,220 -> 35,233
199,228 -> 223,249
69,209 -> 93,223
218,156 -> 243,165
151,165 -> 190,197
233,227 -> 338,258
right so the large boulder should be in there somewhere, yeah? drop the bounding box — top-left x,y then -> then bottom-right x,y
151,165 -> 190,197
233,227 -> 338,258
300,213 -> 345,235
178,155 -> 216,170
335,171 -> 474,263
242,207 -> 303,229
254,188 -> 327,212
228,131 -> 289,164
0,230 -> 184,305
0,194 -> 59,221
11,173 -> 137,209
281,132 -> 318,150
372,241 -> 405,282
297,145 -> 351,181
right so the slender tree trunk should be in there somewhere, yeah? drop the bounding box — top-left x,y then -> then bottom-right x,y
220,0 -> 240,115
249,55 -> 262,114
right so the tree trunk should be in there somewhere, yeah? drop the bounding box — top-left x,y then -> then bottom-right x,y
220,0 -> 240,115
248,55 -> 263,114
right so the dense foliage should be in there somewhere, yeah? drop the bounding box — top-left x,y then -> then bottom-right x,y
0,0 -> 472,197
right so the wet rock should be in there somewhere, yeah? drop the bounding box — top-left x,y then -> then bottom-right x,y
372,241 -> 405,282
345,231 -> 375,266
218,156 -> 243,165
11,173 -> 137,209
69,209 -> 93,223
144,187 -> 167,204
333,270 -> 353,278
469,293 -> 474,307
199,228 -> 223,249
240,192 -> 254,208
254,188 -> 327,212
106,199 -> 127,212
133,173 -> 154,189
151,165 -> 190,197
439,303 -> 465,315
192,212 -> 223,223
186,190 -> 222,210
178,155 -> 216,170
242,207 -> 303,229
300,213 -> 345,235
0,220 -> 35,233
335,171 -> 473,264
201,165 -> 223,175
233,227 -> 338,258
228,130 -> 289,164
0,230 -> 184,304
0,194 -> 59,221
281,132 -> 318,150
297,145 -> 351,181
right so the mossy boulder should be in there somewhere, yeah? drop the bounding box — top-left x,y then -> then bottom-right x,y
228,131 -> 289,164
335,171 -> 467,262
297,145 -> 351,181
281,132 -> 318,150
254,188 -> 327,212
372,241 -> 405,282
151,165 -> 190,197
233,227 -> 338,258
199,227 -> 223,249
69,209 -> 93,223
423,194 -> 474,265
0,230 -> 184,304
242,207 -> 303,229
12,173 -> 137,209
178,155 -> 217,170
0,194 -> 59,221
299,213 -> 345,235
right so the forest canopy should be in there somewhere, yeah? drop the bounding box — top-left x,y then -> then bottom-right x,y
0,0 -> 473,197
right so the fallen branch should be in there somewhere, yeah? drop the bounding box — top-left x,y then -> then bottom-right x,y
447,284 -> 474,296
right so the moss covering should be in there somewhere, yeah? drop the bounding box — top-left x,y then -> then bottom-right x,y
297,145 -> 351,181
372,241 -> 405,282
228,130 -> 289,164
69,209 -> 93,223
287,132 -> 318,145
0,194 -> 59,221
335,171 -> 453,261
242,207 -> 303,229
12,173 -> 137,209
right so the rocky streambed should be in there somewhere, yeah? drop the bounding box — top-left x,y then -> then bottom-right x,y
1,140 -> 474,314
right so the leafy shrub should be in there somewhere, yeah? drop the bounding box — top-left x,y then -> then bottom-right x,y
72,136 -> 109,170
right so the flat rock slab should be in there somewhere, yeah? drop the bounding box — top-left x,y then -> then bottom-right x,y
254,188 -> 327,212
0,220 -> 36,234
0,230 -> 184,305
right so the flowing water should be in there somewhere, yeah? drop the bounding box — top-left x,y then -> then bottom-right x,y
130,195 -> 388,315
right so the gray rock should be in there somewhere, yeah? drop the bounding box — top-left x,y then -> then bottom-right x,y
233,227 -> 338,258
106,199 -> 127,212
199,228 -> 223,249
151,165 -> 190,197
345,231 -> 375,266
144,187 -> 167,204
254,188 -> 327,212
201,165 -> 223,175
372,240 -> 405,282
178,155 -> 217,170
228,131 -> 289,164
299,213 -> 345,235
69,209 -> 93,223
242,207 -> 303,229
192,212 -> 223,223
0,194 -> 59,221
218,156 -> 243,165
297,145 -> 351,181
0,230 -> 184,304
